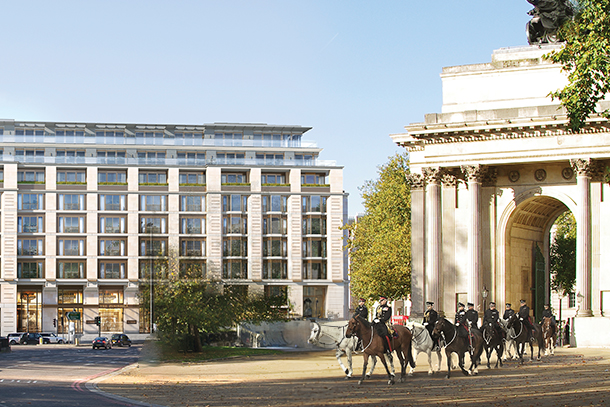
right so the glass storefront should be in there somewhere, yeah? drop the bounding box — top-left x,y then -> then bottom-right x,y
58,287 -> 84,333
99,287 -> 124,332
17,289 -> 42,332
303,286 -> 326,319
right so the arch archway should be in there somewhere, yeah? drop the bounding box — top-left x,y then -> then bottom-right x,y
498,191 -> 573,319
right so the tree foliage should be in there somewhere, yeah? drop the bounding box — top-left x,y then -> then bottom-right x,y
139,261 -> 287,352
545,0 -> 610,131
550,211 -> 576,295
344,153 -> 411,303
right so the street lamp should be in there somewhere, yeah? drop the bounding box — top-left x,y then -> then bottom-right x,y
147,221 -> 154,334
482,286 -> 489,311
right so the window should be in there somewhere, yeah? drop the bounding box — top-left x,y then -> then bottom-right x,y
221,172 -> 247,184
303,217 -> 326,235
98,171 -> 127,184
262,260 -> 287,279
180,196 -> 205,212
140,195 -> 167,211
15,150 -> 44,163
302,196 -> 327,213
57,216 -> 85,233
140,217 -> 167,233
99,288 -> 123,304
17,239 -> 44,256
18,194 -> 44,210
18,216 -> 44,233
262,174 -> 286,184
99,262 -> 126,279
177,152 -> 205,163
303,239 -> 327,257
214,132 -> 243,141
263,238 -> 287,257
222,195 -> 248,212
263,215 -> 287,235
262,195 -> 287,212
179,171 -> 206,185
223,216 -> 247,234
181,217 -> 205,234
569,293 -> 576,308
99,240 -> 126,256
180,261 -> 206,279
223,237 -> 247,257
303,261 -> 327,280
99,195 -> 127,211
181,239 -> 205,256
17,170 -> 45,183
139,258 -> 169,279
58,194 -> 85,211
16,129 -> 44,136
301,173 -> 327,185
56,150 -> 85,158
295,154 -> 314,163
140,239 -> 167,256
57,262 -> 85,279
0,169 -> 4,182
222,260 -> 247,279
256,153 -> 283,165
58,288 -> 83,304
57,170 -> 86,184
17,262 -> 43,278
139,171 -> 167,185
57,239 -> 85,256
99,217 -> 126,233
96,151 -> 126,163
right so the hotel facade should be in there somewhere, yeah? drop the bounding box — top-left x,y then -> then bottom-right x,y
0,120 -> 348,338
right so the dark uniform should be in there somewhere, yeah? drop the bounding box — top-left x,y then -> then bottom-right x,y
455,303 -> 468,337
503,303 -> 515,320
519,300 -> 535,339
465,303 -> 479,331
423,301 -> 439,350
483,303 -> 502,337
541,305 -> 556,328
353,299 -> 368,320
374,297 -> 393,353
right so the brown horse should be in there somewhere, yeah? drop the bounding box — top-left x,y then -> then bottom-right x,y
542,317 -> 556,356
506,313 -> 545,364
345,316 -> 415,385
432,318 -> 484,379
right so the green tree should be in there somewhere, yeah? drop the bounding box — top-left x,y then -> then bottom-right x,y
344,153 -> 411,302
550,211 -> 576,295
545,0 -> 610,131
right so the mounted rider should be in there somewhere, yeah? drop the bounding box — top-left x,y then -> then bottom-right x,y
503,303 -> 515,320
423,301 -> 440,351
465,302 -> 479,331
483,302 -> 503,338
353,298 -> 368,320
454,302 -> 469,338
541,303 -> 557,329
373,296 -> 394,354
519,299 -> 535,340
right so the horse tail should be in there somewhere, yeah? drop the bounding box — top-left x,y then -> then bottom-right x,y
407,337 -> 415,368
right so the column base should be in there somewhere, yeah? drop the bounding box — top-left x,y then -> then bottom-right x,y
576,309 -> 593,317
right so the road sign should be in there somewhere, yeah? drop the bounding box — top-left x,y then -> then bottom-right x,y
66,311 -> 81,321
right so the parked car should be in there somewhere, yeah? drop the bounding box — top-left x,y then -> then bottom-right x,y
40,333 -> 64,344
23,333 -> 43,345
110,334 -> 131,347
92,337 -> 111,350
7,333 -> 26,345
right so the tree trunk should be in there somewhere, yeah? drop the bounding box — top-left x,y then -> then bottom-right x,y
191,324 -> 203,353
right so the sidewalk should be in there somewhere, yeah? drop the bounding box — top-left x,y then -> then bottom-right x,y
97,343 -> 610,407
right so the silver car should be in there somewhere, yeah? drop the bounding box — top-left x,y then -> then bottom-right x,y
40,333 -> 64,344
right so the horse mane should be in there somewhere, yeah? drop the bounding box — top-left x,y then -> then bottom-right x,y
356,315 -> 372,329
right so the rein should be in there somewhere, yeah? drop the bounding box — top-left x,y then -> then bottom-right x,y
509,318 -> 523,339
352,320 -> 374,354
412,325 -> 428,344
314,323 -> 349,347
440,320 -> 457,348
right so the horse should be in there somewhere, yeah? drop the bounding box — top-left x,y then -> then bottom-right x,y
497,318 -> 518,361
345,316 -> 415,385
481,321 -> 504,369
506,313 -> 545,364
405,321 -> 442,376
308,320 -> 390,379
432,318 -> 483,379
542,317 -> 557,356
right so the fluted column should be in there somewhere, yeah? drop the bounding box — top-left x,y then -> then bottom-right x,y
570,158 -> 594,317
423,167 -> 442,307
461,165 -> 487,306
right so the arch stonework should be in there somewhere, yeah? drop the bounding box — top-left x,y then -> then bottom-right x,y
391,45 -> 610,346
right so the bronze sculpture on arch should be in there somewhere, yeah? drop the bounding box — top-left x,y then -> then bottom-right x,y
526,0 -> 575,45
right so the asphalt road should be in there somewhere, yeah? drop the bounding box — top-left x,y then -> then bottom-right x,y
0,343 -> 141,407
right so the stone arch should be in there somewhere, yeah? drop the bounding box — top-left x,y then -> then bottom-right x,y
496,188 -> 575,318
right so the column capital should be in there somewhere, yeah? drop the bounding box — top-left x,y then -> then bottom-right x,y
406,173 -> 425,190
461,164 -> 488,183
570,158 -> 599,178
422,167 -> 443,184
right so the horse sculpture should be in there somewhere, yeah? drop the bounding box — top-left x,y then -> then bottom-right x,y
432,318 -> 483,379
542,317 -> 557,356
405,321 -> 442,376
498,318 -> 518,362
307,320 -> 391,379
481,321 -> 504,369
345,316 -> 415,385
506,313 -> 545,364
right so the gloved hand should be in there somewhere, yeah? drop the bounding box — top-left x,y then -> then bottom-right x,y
373,319 -> 380,324
455,323 -> 459,326
423,322 -> 428,326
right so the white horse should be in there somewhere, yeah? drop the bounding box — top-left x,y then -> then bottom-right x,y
406,321 -> 442,376
498,318 -> 519,361
308,320 -> 393,379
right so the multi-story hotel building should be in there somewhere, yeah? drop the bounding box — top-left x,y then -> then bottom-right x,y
0,120 -> 348,338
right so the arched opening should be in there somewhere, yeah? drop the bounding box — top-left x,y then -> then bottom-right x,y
504,195 -> 571,320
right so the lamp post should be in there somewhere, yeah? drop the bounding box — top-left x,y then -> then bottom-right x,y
482,286 -> 489,311
147,221 -> 154,334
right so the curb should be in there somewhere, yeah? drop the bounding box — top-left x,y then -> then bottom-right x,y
85,363 -> 166,407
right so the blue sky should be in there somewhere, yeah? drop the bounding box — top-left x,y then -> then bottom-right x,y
0,1 -> 532,215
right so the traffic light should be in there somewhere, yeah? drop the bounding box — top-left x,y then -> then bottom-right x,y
53,318 -> 57,327
94,316 -> 101,326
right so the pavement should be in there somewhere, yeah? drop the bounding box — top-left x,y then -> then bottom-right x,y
91,342 -> 610,407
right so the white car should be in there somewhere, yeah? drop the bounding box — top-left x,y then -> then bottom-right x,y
40,333 -> 64,344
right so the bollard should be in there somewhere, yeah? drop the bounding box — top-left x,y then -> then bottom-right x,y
75,337 -> 80,346
39,336 -> 44,345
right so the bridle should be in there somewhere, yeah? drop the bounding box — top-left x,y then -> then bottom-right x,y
347,318 -> 374,354
311,322 -> 349,347
507,315 -> 523,339
436,319 -> 456,348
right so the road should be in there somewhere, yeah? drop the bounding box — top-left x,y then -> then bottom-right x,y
0,343 -> 141,407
